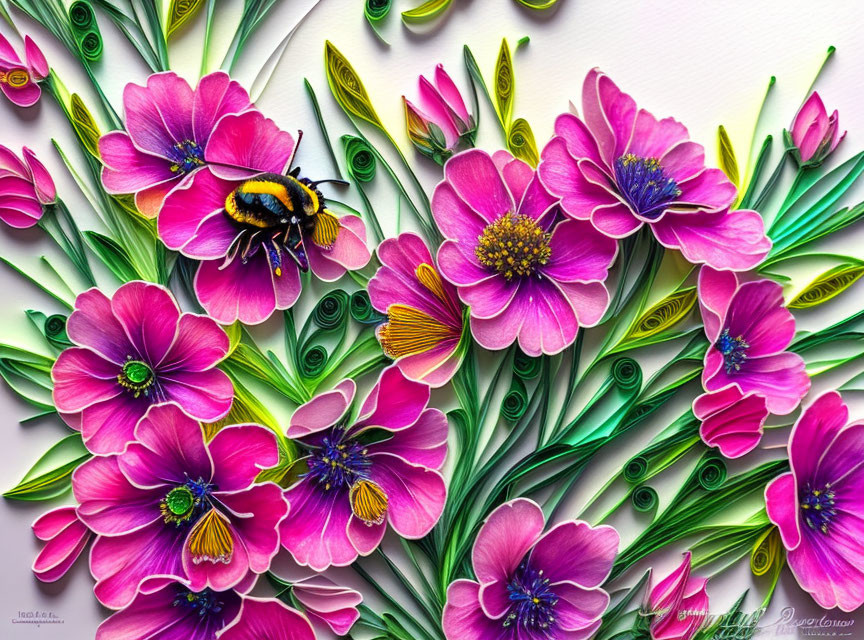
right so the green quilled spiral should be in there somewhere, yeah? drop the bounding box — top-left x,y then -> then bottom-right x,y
343,135 -> 377,183
313,290 -> 350,330
365,0 -> 391,23
501,376 -> 528,422
44,314 -> 72,350
631,485 -> 658,513
350,290 -> 384,324
69,1 -> 103,62
512,349 -> 541,380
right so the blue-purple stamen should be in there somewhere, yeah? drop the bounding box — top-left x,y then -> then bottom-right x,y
172,585 -> 224,617
304,432 -> 371,492
160,476 -> 216,526
614,154 -> 681,219
503,563 -> 559,635
715,328 -> 749,374
801,482 -> 837,534
168,139 -> 205,174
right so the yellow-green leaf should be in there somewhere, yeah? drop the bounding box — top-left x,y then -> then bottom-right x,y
789,263 -> 864,309
515,0 -> 559,7
717,125 -> 739,187
494,39 -> 514,128
622,287 -> 698,343
750,527 -> 783,577
401,0 -> 452,22
508,118 -> 538,167
4,434 -> 91,501
70,93 -> 101,158
166,0 -> 205,38
324,41 -> 384,131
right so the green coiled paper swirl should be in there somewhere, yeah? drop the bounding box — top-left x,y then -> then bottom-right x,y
300,344 -> 328,378
512,350 -> 541,380
501,376 -> 528,422
697,457 -> 727,490
365,0 -> 391,23
343,136 -> 376,183
80,31 -> 103,61
69,0 -> 95,29
623,456 -> 648,483
350,290 -> 384,324
631,485 -> 658,513
313,290 -> 350,330
750,528 -> 782,576
44,314 -> 72,349
612,357 -> 641,391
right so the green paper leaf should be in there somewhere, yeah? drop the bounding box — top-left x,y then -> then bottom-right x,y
717,124 -> 740,187
788,263 -> 864,309
4,433 -> 91,501
507,118 -> 538,167
515,0 -> 559,8
69,93 -> 101,158
324,41 -> 384,131
401,0 -> 453,23
166,0 -> 205,37
613,287 -> 698,353
494,39 -> 514,128
84,231 -> 141,282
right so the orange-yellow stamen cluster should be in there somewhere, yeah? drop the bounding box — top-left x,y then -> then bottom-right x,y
0,69 -> 30,88
475,212 -> 551,281
379,305 -> 458,358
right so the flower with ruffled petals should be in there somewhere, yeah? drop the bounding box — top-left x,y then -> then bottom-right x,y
290,575 -> 362,636
218,597 -> 315,640
538,68 -> 771,271
442,498 -> 618,640
648,552 -> 709,640
0,144 -> 56,228
99,71 -> 252,217
404,64 -> 476,165
51,281 -> 234,454
433,149 -> 617,357
0,32 -> 48,107
765,391 -> 864,611
31,506 -> 92,582
158,110 -> 370,325
368,232 -> 465,387
96,582 -> 242,640
279,366 -> 447,571
695,266 -> 809,457
74,402 -> 288,609
788,92 -> 845,168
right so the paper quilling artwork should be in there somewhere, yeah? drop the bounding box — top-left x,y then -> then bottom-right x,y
0,1 -> 863,638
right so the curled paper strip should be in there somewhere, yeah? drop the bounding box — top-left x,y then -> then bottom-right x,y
365,0 -> 391,23
167,0 -> 205,38
325,41 -> 384,130
624,456 -> 649,484
507,118 -> 539,167
343,135 -> 377,183
68,0 -> 95,29
69,1 -> 102,62
44,314 -> 72,350
300,344 -> 328,378
512,349 -> 541,380
697,457 -> 727,490
631,485 -> 658,513
70,94 -> 101,158
750,527 -> 783,577
612,357 -> 641,391
350,290 -> 384,324
501,376 -> 528,422
313,290 -> 350,330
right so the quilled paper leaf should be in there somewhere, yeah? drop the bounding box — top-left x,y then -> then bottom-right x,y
324,41 -> 384,131
750,527 -> 783,576
717,124 -> 740,187
166,0 -> 205,38
401,0 -> 453,23
515,0 -> 559,8
70,93 -> 101,158
621,287 -> 697,343
788,263 -> 864,309
4,434 -> 91,501
365,0 -> 391,23
494,39 -> 514,127
507,118 -> 538,167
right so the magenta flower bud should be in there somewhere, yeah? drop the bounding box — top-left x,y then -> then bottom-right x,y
0,144 -> 57,228
404,64 -> 476,165
787,91 -> 845,167
0,33 -> 49,107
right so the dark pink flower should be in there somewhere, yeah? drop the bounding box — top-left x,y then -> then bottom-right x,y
51,281 -> 234,454
648,552 -> 709,640
788,92 -> 845,168
74,403 -> 288,609
96,582 -> 243,640
368,232 -> 465,387
157,110 -> 370,325
693,385 -> 769,459
280,366 -> 447,571
31,506 -> 92,582
99,71 -> 252,218
218,597 -> 315,640
766,391 -> 864,612
292,575 -> 362,635
0,144 -> 56,228
538,68 -> 771,271
433,149 -> 617,357
0,33 -> 48,107
443,498 -> 618,640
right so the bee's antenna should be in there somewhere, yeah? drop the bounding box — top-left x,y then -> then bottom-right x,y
283,130 -> 304,174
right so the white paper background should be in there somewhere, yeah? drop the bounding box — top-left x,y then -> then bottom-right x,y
2,0 -> 864,637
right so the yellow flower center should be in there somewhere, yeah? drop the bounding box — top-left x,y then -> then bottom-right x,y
475,212 -> 551,280
0,69 -> 31,88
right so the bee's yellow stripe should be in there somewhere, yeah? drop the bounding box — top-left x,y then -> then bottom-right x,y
240,179 -> 294,211
187,508 -> 234,565
285,175 -> 320,214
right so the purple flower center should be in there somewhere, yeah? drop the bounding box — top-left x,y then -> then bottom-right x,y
168,139 -> 205,174
614,154 -> 681,219
503,562 -> 559,635
715,328 -> 749,374
305,432 -> 371,492
475,212 -> 552,281
117,357 -> 155,397
172,585 -> 224,618
160,476 -> 215,526
800,482 -> 837,534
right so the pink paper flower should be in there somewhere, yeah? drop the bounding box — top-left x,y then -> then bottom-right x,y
0,33 -> 48,107
0,144 -> 56,228
788,92 -> 845,168
292,575 -> 362,635
368,232 -> 465,387
538,68 -> 771,271
442,498 -> 618,640
96,582 -> 243,640
74,403 -> 288,609
51,281 -> 234,454
404,64 -> 476,164
31,506 -> 92,582
766,391 -> 864,612
648,552 -> 709,640
158,110 -> 370,325
432,149 -> 617,357
218,597 -> 315,640
99,71 -> 252,218
695,267 -> 810,456
279,366 -> 447,571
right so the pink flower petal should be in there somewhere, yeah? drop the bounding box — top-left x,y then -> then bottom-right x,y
356,365 -> 430,432
158,168 -> 234,251
218,597 -> 315,640
79,393 -> 151,455
111,281 -> 180,366
626,110 -> 689,160
443,580 -> 504,640
443,149 -> 513,223
194,252 -> 281,325
543,219 -> 618,283
375,407 -> 448,470
288,379 -> 356,439
695,387 -> 768,458
472,498 -> 544,586
160,368 -> 234,422
367,452 -> 446,538
697,266 -> 738,342
52,347 -> 121,413
205,111 -> 295,178
539,137 -> 617,221
160,313 -> 229,372
209,425 -> 279,491
21,147 -> 55,204
99,131 -> 177,194
528,520 -> 619,588
24,36 -> 49,78
193,71 -> 252,143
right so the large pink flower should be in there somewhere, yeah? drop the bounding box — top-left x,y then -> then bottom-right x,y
279,366 -> 447,571
648,552 -> 709,640
51,281 -> 234,454
0,144 -> 56,228
74,403 -> 288,609
99,71 -> 252,217
765,391 -> 864,612
538,68 -> 771,271
695,267 -> 809,457
157,110 -> 370,325
218,597 -> 315,640
0,32 -> 48,107
442,498 -> 618,640
31,506 -> 92,582
432,149 -> 617,357
368,232 -> 465,387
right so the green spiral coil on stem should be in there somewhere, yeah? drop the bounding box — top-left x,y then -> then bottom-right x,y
343,136 -> 377,183
350,290 -> 384,324
69,0 -> 95,29
500,377 -> 528,422
623,456 -> 648,483
80,31 -> 103,61
697,457 -> 727,490
300,344 -> 328,378
44,314 -> 72,349
612,357 -> 641,392
631,485 -> 658,513
313,290 -> 349,330
512,350 -> 541,380
365,0 -> 391,23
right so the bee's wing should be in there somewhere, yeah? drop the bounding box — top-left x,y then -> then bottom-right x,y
311,210 -> 340,248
